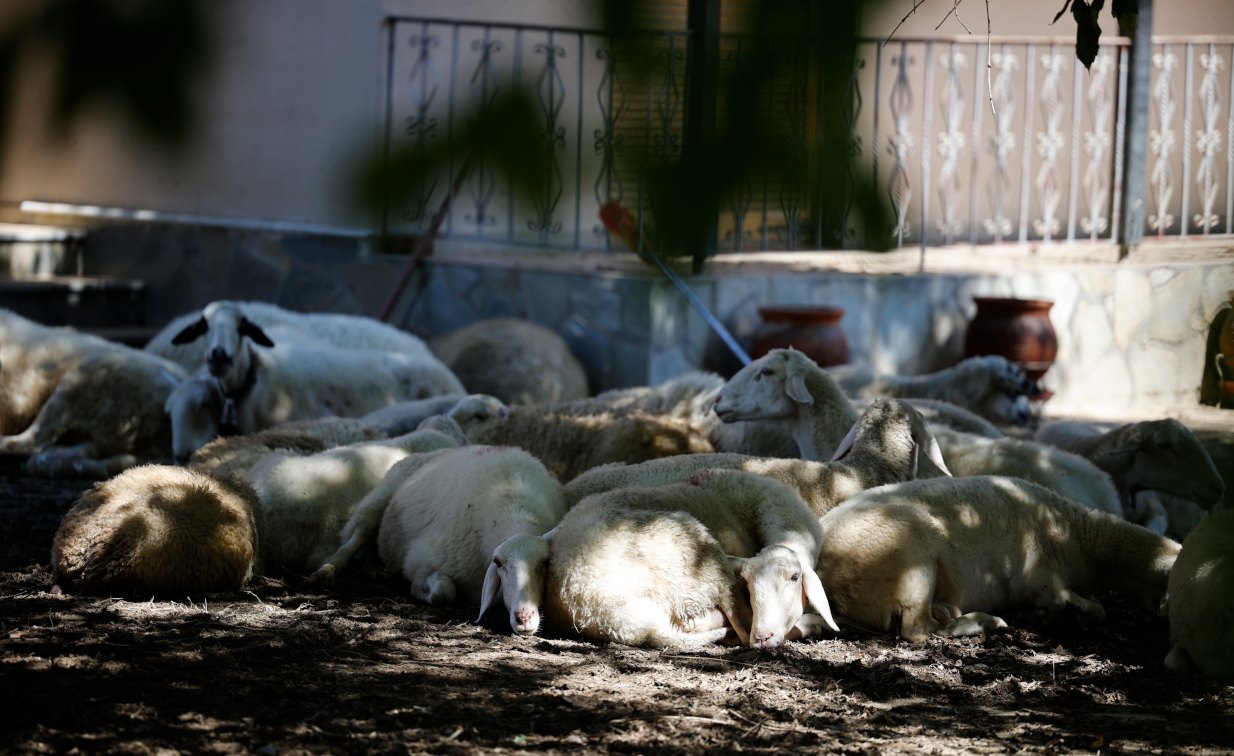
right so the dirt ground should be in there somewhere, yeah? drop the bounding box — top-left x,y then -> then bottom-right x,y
3,473 -> 1233,756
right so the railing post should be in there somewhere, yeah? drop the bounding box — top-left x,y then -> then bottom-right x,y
684,0 -> 721,272
1118,0 -> 1154,255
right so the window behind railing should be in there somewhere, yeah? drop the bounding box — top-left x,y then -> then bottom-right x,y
380,18 -> 1233,253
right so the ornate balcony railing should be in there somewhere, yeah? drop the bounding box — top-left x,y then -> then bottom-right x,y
380,18 -> 1234,253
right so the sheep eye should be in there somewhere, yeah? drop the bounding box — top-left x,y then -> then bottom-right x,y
790,573 -> 801,582
492,557 -> 501,566
759,368 -> 775,377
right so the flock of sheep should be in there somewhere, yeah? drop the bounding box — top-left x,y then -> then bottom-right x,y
0,300 -> 1227,679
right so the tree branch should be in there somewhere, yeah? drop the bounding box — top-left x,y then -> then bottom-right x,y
884,0 -> 929,47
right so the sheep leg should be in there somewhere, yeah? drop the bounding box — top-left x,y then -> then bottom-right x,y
785,613 -> 831,641
309,457 -> 424,584
938,612 -> 1008,637
1057,588 -> 1106,621
0,385 -> 80,454
719,587 -> 753,647
409,571 -> 456,606
899,603 -> 944,643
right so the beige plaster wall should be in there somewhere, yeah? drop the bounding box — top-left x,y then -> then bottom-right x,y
860,0 -> 1234,37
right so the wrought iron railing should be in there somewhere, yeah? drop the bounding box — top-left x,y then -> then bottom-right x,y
380,18 -> 1234,253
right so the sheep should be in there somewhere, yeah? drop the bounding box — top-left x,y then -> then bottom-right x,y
146,300 -> 439,395
826,355 -> 1037,426
1165,509 -> 1234,678
188,417 -> 388,477
1034,419 -> 1226,531
0,309 -> 188,477
541,498 -> 754,649
454,401 -> 715,482
429,318 -> 589,404
361,393 -> 507,436
853,397 -> 1003,439
244,418 -> 466,572
563,398 -> 949,516
163,341 -> 465,463
313,446 -> 565,635
595,371 -> 800,457
51,465 -> 263,596
815,475 -> 1182,642
567,469 -> 838,648
714,349 -> 1122,516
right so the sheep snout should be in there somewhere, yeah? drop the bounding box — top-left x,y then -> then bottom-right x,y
513,607 -> 540,636
207,347 -> 233,377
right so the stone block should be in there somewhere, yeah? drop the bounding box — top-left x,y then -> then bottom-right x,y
1072,300 -> 1115,370
1149,267 -> 1176,287
1148,267 -> 1203,344
1202,264 -> 1234,322
1174,334 -> 1206,396
276,261 -> 363,314
649,346 -> 693,386
559,314 -> 610,391
1085,350 -> 1134,407
520,271 -> 570,326
421,272 -> 479,333
569,277 -> 623,334
225,237 -> 289,304
609,336 -> 650,390
441,264 -> 482,296
1129,345 -> 1181,404
618,278 -> 653,337
281,234 -> 362,265
1113,269 -> 1152,348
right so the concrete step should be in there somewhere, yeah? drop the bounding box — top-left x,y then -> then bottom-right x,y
0,276 -> 146,329
0,223 -> 85,279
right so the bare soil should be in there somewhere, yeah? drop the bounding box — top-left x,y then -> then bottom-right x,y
2,473 -> 1232,756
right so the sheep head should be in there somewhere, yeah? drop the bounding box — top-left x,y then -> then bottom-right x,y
830,399 -> 952,478
731,546 -> 838,649
164,374 -> 222,465
1122,420 -> 1225,507
448,394 -> 509,438
170,302 -> 274,384
478,533 -> 550,636
714,349 -> 820,423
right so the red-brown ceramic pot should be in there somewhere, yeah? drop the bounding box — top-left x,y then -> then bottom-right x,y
963,297 -> 1058,382
751,306 -> 849,367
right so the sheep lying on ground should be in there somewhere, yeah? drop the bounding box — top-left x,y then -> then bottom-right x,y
1035,420 -> 1225,532
595,371 -> 799,457
313,446 -> 565,636
429,318 -> 589,405
1166,509 -> 1234,678
816,476 -> 1182,642
51,465 -> 263,596
361,394 -> 507,436
164,341 -> 465,463
454,401 -> 714,482
827,355 -> 1037,426
714,349 -> 1122,516
542,499 -> 754,649
147,300 -> 439,394
0,309 -> 187,477
564,399 -> 948,517
189,417 -> 387,477
853,397 -> 1002,439
245,418 -> 466,572
568,469 -> 837,648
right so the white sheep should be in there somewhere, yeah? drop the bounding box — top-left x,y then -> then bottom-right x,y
244,418 -> 466,572
563,398 -> 949,516
567,469 -> 838,648
595,370 -> 799,457
1165,509 -> 1234,678
51,464 -> 263,595
816,475 -> 1182,642
827,355 -> 1037,426
163,341 -> 465,463
454,400 -> 715,482
714,349 -> 1122,516
146,300 -> 438,394
853,397 -> 1003,439
1034,419 -> 1226,531
188,417 -> 388,478
429,318 -> 589,404
361,393 -> 506,436
0,309 -> 187,477
313,446 -> 565,635
542,498 -> 754,649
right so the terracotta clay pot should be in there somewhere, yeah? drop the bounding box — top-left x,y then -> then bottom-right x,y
751,306 -> 849,367
963,297 -> 1058,382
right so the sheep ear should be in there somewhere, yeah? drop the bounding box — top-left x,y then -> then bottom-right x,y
171,316 -> 208,345
476,562 -> 501,623
906,443 -> 920,481
157,367 -> 182,387
828,419 -> 861,462
784,372 -> 814,405
926,437 -> 952,476
726,555 -> 748,576
541,524 -> 562,542
238,317 -> 275,348
799,558 -> 839,632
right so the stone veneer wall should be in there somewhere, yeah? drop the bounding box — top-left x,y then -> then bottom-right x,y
78,221 -> 1232,411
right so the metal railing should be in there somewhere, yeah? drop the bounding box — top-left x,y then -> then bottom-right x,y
380,18 -> 1234,253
